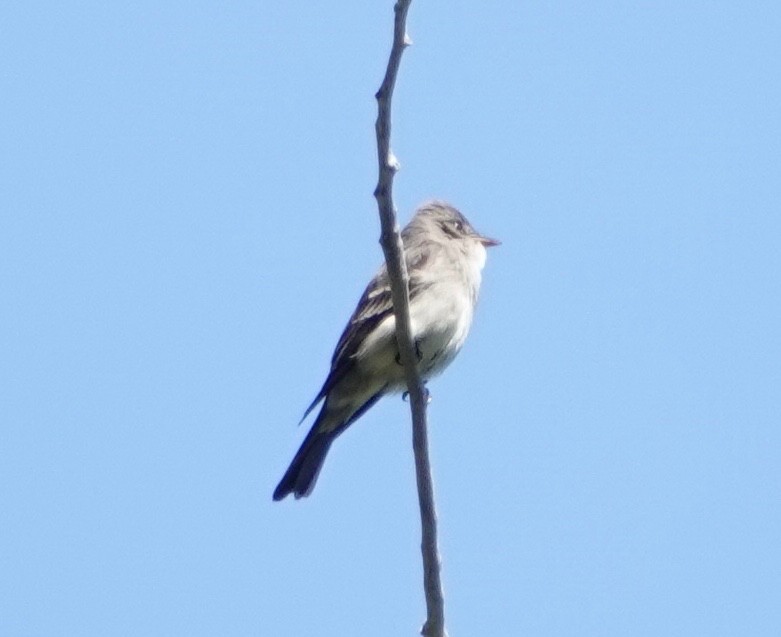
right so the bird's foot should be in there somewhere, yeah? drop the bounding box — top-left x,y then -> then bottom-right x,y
402,381 -> 430,403
395,339 -> 424,366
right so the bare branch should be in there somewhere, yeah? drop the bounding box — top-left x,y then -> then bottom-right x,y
373,2 -> 447,636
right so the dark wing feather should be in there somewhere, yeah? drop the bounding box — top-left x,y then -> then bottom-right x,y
332,272 -> 393,365
301,248 -> 432,422
300,269 -> 392,421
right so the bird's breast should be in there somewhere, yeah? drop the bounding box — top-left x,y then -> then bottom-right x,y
410,283 -> 474,378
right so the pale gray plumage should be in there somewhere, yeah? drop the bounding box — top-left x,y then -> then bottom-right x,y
273,201 -> 498,500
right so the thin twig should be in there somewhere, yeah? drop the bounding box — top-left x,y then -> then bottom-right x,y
373,2 -> 447,636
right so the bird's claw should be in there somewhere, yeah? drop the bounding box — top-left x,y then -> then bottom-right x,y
402,382 -> 430,403
395,339 -> 424,366
414,338 -> 423,362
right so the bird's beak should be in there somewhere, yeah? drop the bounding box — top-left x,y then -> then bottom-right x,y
478,234 -> 501,248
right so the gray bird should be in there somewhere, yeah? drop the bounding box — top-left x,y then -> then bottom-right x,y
273,201 -> 499,500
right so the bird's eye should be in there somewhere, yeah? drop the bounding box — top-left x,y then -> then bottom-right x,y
441,218 -> 464,238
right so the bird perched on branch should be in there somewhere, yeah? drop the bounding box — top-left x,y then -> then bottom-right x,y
273,201 -> 499,500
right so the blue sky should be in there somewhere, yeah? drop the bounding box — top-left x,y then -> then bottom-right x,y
2,2 -> 780,635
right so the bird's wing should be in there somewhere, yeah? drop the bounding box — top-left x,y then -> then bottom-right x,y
332,270 -> 393,364
301,249 -> 432,421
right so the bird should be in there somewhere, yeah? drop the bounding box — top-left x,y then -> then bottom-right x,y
273,201 -> 499,500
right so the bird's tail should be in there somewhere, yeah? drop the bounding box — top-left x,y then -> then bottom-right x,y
273,390 -> 384,501
272,426 -> 335,501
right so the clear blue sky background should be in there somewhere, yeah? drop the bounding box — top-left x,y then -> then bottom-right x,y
2,2 -> 780,635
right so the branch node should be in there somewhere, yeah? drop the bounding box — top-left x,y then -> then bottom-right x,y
387,151 -> 401,172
